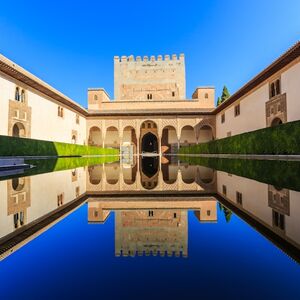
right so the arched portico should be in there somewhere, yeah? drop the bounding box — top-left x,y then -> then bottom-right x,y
179,125 -> 196,147
105,126 -> 119,149
88,165 -> 102,185
161,125 -> 178,154
198,125 -> 214,143
122,126 -> 137,155
88,126 -> 102,146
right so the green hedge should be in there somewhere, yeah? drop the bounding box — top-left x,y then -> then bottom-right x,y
179,120 -> 300,155
0,156 -> 120,181
0,135 -> 119,157
180,156 -> 300,192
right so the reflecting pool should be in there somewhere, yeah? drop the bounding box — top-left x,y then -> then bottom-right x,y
0,155 -> 300,299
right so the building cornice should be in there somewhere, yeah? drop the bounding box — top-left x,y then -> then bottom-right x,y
87,108 -> 215,117
214,41 -> 300,114
0,54 -> 88,116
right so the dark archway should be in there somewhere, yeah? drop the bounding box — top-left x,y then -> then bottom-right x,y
142,157 -> 159,178
12,122 -> 26,138
141,132 -> 158,153
271,117 -> 283,127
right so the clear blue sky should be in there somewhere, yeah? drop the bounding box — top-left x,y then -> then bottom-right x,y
0,0 -> 299,108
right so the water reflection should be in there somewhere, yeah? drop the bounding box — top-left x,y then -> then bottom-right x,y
0,157 -> 299,264
88,197 -> 217,257
87,158 -> 215,193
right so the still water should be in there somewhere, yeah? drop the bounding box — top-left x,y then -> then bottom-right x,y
0,155 -> 300,300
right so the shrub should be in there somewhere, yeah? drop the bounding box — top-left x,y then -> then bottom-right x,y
179,120 -> 300,155
0,135 -> 119,157
179,156 -> 300,192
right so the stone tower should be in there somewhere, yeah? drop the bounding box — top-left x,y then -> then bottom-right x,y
114,54 -> 186,101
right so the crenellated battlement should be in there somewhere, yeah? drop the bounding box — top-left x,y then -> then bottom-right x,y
114,52 -> 186,100
114,53 -> 185,63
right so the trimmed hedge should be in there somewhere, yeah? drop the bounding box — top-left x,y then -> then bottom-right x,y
179,120 -> 300,155
180,156 -> 300,192
0,156 -> 120,182
0,135 -> 119,157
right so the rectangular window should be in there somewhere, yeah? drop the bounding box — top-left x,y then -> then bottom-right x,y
236,191 -> 243,205
76,114 -> 80,124
272,210 -> 285,231
172,91 -> 175,97
222,185 -> 227,196
58,106 -> 64,118
234,104 -> 240,117
221,113 -> 225,123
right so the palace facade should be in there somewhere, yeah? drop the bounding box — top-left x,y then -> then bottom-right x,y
0,41 -> 300,154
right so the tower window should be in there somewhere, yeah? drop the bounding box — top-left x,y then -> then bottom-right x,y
172,91 -> 175,97
205,93 -> 209,99
94,95 -> 98,101
147,94 -> 153,100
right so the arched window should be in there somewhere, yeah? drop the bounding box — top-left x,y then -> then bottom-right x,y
275,79 -> 281,95
60,107 -> 64,118
21,89 -> 26,102
94,95 -> 98,101
15,87 -> 20,101
270,82 -> 275,98
205,93 -> 209,99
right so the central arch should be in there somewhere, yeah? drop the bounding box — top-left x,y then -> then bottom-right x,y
140,120 -> 159,154
142,132 -> 158,153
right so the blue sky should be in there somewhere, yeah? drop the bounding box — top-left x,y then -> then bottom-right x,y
0,0 -> 299,107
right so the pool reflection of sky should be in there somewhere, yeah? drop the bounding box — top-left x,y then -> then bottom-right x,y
0,204 -> 299,300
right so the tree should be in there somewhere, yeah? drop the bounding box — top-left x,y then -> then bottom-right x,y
221,85 -> 230,103
217,97 -> 221,106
